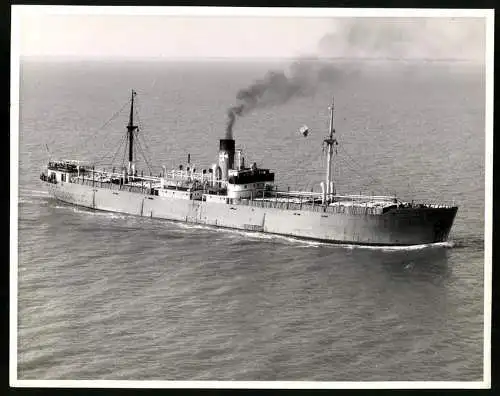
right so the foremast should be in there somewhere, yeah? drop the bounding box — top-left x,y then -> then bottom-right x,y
127,89 -> 138,175
324,96 -> 338,203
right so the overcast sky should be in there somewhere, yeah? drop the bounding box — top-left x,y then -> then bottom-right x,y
14,8 -> 487,62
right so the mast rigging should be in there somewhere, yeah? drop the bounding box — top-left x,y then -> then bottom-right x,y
127,89 -> 138,174
324,96 -> 338,203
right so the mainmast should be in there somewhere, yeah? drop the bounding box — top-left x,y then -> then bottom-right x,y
324,96 -> 338,203
127,89 -> 138,175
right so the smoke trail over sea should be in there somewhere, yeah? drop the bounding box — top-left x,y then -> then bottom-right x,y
317,17 -> 486,62
224,17 -> 485,139
225,60 -> 340,139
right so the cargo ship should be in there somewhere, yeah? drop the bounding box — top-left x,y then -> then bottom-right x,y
40,90 -> 458,246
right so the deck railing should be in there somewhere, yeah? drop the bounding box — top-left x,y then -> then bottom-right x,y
235,198 -> 386,215
70,177 -> 156,194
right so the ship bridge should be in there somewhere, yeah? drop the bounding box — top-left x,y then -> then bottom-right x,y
228,168 -> 274,184
226,166 -> 275,200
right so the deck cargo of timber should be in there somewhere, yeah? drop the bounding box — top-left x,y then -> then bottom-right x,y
40,90 -> 458,246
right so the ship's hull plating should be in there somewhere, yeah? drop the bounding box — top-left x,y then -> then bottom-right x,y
45,181 -> 457,246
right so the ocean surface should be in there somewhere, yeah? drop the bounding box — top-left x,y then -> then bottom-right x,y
17,59 -> 485,382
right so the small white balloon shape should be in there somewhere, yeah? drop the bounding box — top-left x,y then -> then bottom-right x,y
299,125 -> 309,137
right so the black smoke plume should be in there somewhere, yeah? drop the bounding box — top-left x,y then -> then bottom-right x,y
225,59 -> 340,139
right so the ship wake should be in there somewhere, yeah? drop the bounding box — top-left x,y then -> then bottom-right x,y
346,241 -> 455,252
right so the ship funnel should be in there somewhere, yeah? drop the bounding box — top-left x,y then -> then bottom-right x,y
219,139 -> 235,180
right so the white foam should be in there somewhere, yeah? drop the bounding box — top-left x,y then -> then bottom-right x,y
52,205 -> 130,221
344,241 -> 454,252
176,223 -> 216,232
76,209 -> 129,220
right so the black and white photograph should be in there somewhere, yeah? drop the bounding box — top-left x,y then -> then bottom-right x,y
11,6 -> 492,388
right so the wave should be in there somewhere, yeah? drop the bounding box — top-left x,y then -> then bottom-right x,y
259,234 -> 330,248
19,189 -> 49,197
72,208 -> 130,221
52,205 -> 131,221
176,222 -> 217,232
344,241 -> 455,252
19,198 -> 36,205
448,236 -> 484,249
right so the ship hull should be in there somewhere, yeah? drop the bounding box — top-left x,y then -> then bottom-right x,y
45,181 -> 457,246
